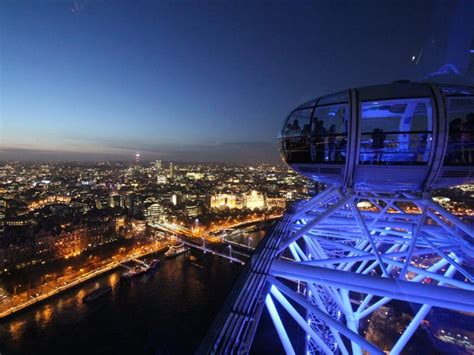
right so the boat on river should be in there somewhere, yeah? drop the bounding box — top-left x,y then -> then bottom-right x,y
147,259 -> 160,270
83,286 -> 112,303
121,265 -> 147,280
165,244 -> 190,258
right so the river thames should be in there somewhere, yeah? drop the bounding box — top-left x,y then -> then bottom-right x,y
0,229 -> 268,355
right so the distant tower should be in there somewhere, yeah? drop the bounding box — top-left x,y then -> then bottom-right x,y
169,162 -> 174,178
135,152 -> 140,164
155,160 -> 162,171
0,198 -> 5,232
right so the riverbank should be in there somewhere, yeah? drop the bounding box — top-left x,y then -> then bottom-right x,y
0,227 -> 271,355
0,219 -> 275,321
0,243 -> 167,319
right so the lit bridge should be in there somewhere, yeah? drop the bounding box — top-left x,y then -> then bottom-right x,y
149,222 -> 253,265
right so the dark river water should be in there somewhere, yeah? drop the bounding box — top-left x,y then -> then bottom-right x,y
0,230 -> 268,355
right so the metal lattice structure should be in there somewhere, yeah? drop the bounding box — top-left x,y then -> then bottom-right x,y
262,186 -> 474,354
201,188 -> 474,354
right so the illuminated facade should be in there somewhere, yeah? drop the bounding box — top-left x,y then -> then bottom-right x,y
155,159 -> 162,171
27,196 -> 71,210
156,175 -> 168,184
266,196 -> 286,210
145,203 -> 165,225
210,193 -> 240,209
242,190 -> 266,210
0,199 -> 5,232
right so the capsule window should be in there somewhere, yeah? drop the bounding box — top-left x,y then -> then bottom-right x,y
444,96 -> 474,166
281,108 -> 313,163
317,91 -> 349,105
359,98 -> 433,165
312,104 -> 349,163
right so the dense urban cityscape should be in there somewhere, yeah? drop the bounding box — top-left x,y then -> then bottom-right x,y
2,0 -> 474,353
0,158 -> 473,353
0,160 -> 304,310
1,159 -> 472,275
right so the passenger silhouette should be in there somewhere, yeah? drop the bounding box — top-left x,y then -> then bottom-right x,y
327,124 -> 336,161
302,124 -> 311,135
448,118 -> 462,163
314,120 -> 327,162
291,120 -> 301,135
416,133 -> 428,163
371,128 -> 386,164
462,113 -> 474,164
336,137 -> 347,162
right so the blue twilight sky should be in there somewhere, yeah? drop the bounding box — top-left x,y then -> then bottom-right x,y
0,0 -> 468,163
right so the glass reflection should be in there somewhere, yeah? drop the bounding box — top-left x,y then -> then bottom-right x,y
359,98 -> 433,165
444,97 -> 474,166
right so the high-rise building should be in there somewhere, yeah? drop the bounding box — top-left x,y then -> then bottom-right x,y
155,160 -> 162,171
108,193 -> 122,208
169,162 -> 174,178
155,160 -> 167,184
171,192 -> 182,206
0,198 -> 5,232
145,203 -> 164,225
135,152 -> 140,164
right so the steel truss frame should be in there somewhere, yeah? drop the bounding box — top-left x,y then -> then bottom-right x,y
264,186 -> 474,355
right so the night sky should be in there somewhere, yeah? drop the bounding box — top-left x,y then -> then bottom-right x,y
0,0 -> 462,163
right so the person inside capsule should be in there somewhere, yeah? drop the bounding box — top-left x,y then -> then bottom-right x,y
462,112 -> 474,163
445,98 -> 474,165
281,84 -> 474,173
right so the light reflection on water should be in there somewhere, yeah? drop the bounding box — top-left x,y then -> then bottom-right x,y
8,319 -> 27,341
108,272 -> 119,288
75,289 -> 86,303
0,229 -> 266,355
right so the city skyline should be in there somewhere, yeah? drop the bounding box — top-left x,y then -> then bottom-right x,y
0,0 -> 458,163
1,1 -> 473,352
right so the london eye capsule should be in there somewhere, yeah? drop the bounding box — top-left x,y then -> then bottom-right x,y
279,81 -> 474,191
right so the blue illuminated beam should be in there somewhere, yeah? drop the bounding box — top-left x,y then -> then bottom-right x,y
270,261 -> 474,313
265,294 -> 295,354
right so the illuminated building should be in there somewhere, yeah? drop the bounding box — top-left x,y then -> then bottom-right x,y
27,196 -> 71,210
185,205 -> 201,218
145,203 -> 165,225
186,172 -> 204,180
130,218 -> 146,233
266,196 -> 286,210
171,192 -> 183,206
108,193 -> 122,208
169,162 -> 174,178
115,215 -> 126,232
210,193 -> 239,209
156,175 -> 168,184
155,159 -> 162,171
0,199 -> 5,232
5,216 -> 33,228
242,190 -> 266,210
